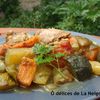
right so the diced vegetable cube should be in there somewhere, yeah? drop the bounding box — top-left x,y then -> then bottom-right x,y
97,48 -> 100,62
0,60 -> 6,72
5,48 -> 34,65
6,65 -> 18,80
84,48 -> 98,61
53,68 -> 73,84
89,61 -> 100,75
65,54 -> 92,81
75,36 -> 92,47
0,72 -> 16,90
33,64 -> 52,85
69,37 -> 79,50
17,57 -> 36,87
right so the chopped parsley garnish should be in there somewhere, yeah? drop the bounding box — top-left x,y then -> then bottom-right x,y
33,44 -> 64,65
33,43 -> 66,79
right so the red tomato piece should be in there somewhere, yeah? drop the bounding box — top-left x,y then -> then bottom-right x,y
60,40 -> 73,54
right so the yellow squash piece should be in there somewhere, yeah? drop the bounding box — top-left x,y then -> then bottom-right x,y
89,61 -> 100,75
6,65 -> 18,81
33,64 -> 52,85
5,48 -> 34,65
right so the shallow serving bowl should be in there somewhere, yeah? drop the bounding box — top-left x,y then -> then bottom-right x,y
0,31 -> 100,100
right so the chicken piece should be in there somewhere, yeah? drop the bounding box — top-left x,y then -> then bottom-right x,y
38,28 -> 70,44
0,35 -> 39,56
12,35 -> 39,48
6,31 -> 32,45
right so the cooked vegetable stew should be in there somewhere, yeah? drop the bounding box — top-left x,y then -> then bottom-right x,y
0,29 -> 100,92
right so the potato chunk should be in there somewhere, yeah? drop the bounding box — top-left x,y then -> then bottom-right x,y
0,73 -> 16,90
89,61 -> 100,75
0,60 -> 6,72
17,57 -> 36,87
33,65 -> 52,85
53,68 -> 73,84
5,48 -> 34,65
6,65 -> 18,80
69,37 -> 79,50
75,36 -> 92,47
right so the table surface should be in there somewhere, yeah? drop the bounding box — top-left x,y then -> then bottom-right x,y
0,28 -> 100,39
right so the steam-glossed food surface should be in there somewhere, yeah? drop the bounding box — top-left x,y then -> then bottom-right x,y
0,29 -> 100,92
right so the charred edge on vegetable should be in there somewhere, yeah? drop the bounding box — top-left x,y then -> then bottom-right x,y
65,54 -> 92,81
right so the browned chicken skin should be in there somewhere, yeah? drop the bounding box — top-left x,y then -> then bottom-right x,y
38,28 -> 70,44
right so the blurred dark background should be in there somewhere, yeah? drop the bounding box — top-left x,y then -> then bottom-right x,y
0,0 -> 100,36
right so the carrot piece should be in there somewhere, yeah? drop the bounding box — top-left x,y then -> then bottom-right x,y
0,35 -> 39,56
0,44 -> 11,56
84,48 -> 98,61
69,37 -> 77,43
17,57 -> 37,87
12,35 -> 40,48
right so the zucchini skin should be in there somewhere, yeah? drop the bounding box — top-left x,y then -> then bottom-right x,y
65,54 -> 92,81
